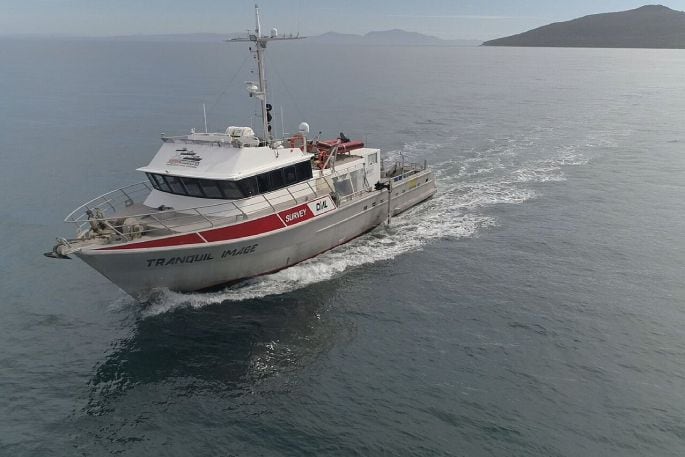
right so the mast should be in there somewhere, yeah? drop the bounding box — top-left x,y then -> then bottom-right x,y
253,5 -> 270,143
228,4 -> 305,145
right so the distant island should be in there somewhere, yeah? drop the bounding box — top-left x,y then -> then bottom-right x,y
102,29 -> 480,47
483,5 -> 685,49
310,30 -> 480,47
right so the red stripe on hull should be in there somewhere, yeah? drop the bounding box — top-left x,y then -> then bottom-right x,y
200,214 -> 285,242
96,201 -> 327,251
100,233 -> 205,250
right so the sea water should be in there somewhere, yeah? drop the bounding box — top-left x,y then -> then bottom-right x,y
0,40 -> 684,456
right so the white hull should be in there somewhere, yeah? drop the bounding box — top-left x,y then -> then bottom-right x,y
76,171 -> 436,298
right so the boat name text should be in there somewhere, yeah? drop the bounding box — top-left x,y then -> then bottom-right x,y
145,244 -> 258,267
221,243 -> 258,258
146,253 -> 214,268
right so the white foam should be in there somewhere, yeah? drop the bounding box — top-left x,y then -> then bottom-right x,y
549,148 -> 590,167
511,167 -> 565,183
399,141 -> 445,156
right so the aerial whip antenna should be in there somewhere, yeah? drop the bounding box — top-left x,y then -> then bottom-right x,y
227,4 -> 305,144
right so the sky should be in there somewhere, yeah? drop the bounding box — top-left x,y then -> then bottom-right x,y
3,1 -> 685,40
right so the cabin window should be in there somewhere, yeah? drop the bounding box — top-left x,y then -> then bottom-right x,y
181,177 -> 204,198
239,176 -> 259,197
218,180 -> 243,199
367,153 -> 378,165
155,175 -> 170,192
146,173 -> 159,190
269,168 -> 285,190
164,175 -> 186,194
145,160 -> 313,200
147,173 -> 169,192
256,173 -> 270,194
199,180 -> 223,199
296,161 -> 313,180
284,166 -> 297,185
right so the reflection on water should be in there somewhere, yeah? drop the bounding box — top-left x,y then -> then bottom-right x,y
85,285 -> 347,417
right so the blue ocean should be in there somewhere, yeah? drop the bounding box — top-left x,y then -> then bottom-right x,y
1,39 -> 684,456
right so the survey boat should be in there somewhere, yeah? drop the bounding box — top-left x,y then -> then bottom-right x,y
46,6 -> 437,299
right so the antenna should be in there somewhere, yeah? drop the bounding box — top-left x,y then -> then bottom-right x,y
280,105 -> 285,138
202,103 -> 208,133
227,4 -> 306,144
255,3 -> 262,38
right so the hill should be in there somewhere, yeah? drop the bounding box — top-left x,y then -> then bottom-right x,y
101,30 -> 480,47
482,5 -> 685,49
312,29 -> 480,47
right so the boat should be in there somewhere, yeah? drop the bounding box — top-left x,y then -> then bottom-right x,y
45,5 -> 437,299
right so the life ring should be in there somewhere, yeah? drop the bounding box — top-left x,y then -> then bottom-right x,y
289,134 -> 305,149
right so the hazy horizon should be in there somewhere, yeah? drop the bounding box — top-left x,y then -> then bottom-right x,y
0,30 -> 483,43
3,1 -> 685,41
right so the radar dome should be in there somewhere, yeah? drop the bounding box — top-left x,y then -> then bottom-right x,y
298,122 -> 310,134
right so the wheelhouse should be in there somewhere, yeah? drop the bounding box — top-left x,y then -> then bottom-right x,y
145,160 -> 314,200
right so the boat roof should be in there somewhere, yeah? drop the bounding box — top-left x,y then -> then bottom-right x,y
137,134 -> 314,180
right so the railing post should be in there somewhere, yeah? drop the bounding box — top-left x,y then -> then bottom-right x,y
148,214 -> 174,233
324,177 -> 335,194
262,194 -> 277,213
306,181 -> 317,197
104,198 -> 117,213
233,202 -> 249,219
119,188 -> 134,207
285,187 -> 297,205
195,209 -> 215,228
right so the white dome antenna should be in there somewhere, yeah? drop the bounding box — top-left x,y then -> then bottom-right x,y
245,81 -> 261,99
297,122 -> 310,154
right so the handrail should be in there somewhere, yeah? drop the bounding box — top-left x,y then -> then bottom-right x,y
64,181 -> 152,222
338,188 -> 369,204
384,160 -> 427,182
64,177 -> 339,239
63,163 -> 428,241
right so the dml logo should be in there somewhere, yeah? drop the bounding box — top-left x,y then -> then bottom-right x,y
308,196 -> 336,216
166,148 -> 203,168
